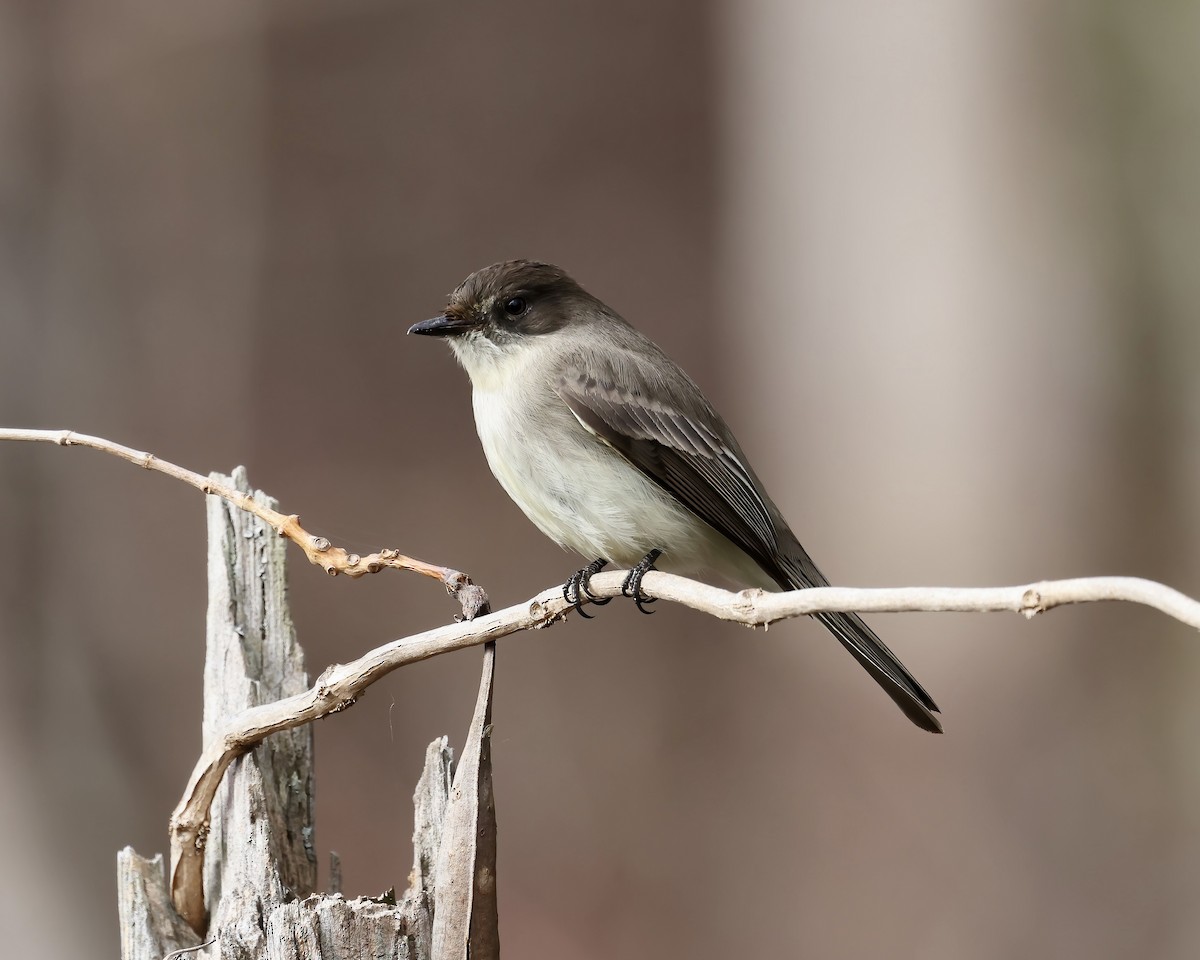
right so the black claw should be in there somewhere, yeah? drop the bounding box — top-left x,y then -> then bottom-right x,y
621,549 -> 663,615
581,576 -> 610,606
564,558 -> 610,618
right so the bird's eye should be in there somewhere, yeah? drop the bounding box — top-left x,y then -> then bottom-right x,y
502,297 -> 528,317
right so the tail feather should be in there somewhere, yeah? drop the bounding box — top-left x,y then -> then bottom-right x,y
815,610 -> 942,734
775,551 -> 942,733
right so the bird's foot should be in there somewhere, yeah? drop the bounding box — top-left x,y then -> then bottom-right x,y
564,558 -> 610,618
621,549 -> 663,615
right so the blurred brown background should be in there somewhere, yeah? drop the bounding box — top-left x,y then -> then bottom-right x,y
2,1 -> 1199,957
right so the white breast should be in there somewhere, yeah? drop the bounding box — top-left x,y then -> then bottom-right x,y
472,375 -> 657,564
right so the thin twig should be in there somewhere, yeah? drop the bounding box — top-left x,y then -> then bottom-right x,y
166,569 -> 1200,919
0,428 -> 489,618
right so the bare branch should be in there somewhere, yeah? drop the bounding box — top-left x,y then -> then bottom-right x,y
0,428 -> 489,618
166,568 -> 1200,917
10,426 -> 1197,924
637,573 -> 1200,630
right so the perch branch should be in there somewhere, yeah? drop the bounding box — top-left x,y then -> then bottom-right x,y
168,570 -> 1200,921
0,428 -> 489,618
8,427 -> 1198,922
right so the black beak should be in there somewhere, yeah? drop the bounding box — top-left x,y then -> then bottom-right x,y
407,313 -> 475,336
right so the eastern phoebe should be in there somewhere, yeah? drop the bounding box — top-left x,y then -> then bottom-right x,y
410,260 -> 941,733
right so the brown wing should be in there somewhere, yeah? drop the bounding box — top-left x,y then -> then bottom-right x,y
555,364 -> 787,583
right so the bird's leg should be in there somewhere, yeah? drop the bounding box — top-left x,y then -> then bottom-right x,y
621,549 -> 663,615
564,558 -> 610,618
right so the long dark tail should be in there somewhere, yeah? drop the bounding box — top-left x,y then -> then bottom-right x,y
774,550 -> 942,734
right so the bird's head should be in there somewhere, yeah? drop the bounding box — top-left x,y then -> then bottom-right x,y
409,260 -> 596,372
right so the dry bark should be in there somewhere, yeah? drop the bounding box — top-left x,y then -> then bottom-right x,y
117,469 -> 495,960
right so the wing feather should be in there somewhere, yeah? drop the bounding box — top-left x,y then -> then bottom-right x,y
556,364 -> 782,575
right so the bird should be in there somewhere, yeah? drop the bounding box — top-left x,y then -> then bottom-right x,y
409,260 -> 941,732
